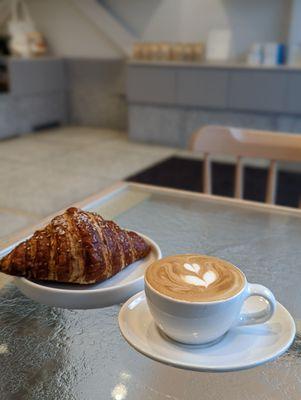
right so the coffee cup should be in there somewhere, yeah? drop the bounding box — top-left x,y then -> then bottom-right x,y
144,254 -> 276,345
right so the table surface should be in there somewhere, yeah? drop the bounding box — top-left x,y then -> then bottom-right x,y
0,183 -> 301,400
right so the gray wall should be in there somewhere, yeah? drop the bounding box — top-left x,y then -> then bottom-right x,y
66,58 -> 126,130
129,104 -> 301,148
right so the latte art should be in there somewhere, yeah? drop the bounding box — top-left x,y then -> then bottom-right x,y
182,263 -> 217,287
146,254 -> 245,302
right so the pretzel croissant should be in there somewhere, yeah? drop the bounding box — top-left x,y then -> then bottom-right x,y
0,207 -> 151,284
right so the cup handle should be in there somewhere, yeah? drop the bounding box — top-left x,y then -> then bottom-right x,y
237,283 -> 276,326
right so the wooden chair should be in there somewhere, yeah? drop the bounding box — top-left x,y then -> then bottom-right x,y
189,125 -> 301,205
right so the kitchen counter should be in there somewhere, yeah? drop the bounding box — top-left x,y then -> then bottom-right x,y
127,61 -> 301,147
128,59 -> 301,72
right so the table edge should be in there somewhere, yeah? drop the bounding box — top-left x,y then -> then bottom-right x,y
1,181 -> 300,250
127,182 -> 301,217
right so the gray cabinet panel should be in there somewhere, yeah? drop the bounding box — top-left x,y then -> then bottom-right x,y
285,73 -> 301,114
127,66 -> 176,104
66,59 -> 125,95
176,69 -> 229,107
9,58 -> 65,95
229,71 -> 287,112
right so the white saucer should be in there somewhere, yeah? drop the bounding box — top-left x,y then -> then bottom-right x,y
13,233 -> 161,309
119,291 -> 296,372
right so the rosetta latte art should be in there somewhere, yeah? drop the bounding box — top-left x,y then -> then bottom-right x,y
146,254 -> 245,302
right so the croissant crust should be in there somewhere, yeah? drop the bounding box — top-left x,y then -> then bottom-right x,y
0,207 -> 151,284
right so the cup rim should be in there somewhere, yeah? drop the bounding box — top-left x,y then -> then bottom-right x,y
144,254 -> 247,305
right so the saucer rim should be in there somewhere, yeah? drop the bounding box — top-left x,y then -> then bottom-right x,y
119,291 -> 296,372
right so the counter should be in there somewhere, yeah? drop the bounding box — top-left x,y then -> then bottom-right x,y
127,61 -> 301,147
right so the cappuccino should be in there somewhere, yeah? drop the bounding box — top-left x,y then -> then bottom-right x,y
145,254 -> 245,302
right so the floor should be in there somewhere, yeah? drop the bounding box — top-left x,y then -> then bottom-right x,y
1,126 -> 299,248
128,156 -> 301,208
0,127 -> 178,245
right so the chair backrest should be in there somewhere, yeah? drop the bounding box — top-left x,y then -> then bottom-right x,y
189,125 -> 301,204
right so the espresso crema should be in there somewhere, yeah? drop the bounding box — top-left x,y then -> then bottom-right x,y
146,254 -> 245,302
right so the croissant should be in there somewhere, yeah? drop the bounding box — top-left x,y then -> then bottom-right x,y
0,207 -> 151,284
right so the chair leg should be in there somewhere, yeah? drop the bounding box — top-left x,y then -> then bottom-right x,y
203,153 -> 212,194
234,156 -> 243,199
266,160 -> 278,204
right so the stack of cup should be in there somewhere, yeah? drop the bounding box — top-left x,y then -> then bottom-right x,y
131,42 -> 204,63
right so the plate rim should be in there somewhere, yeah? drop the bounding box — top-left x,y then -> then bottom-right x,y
15,233 -> 162,295
119,291 -> 296,372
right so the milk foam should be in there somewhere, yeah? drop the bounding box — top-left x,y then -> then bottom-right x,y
146,254 -> 245,302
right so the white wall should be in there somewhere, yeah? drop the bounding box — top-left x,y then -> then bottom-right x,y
289,0 -> 301,44
106,0 -> 291,60
26,0 -> 121,58
23,0 -> 292,60
180,0 -> 291,59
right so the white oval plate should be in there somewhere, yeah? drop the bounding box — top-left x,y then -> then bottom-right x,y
14,233 -> 162,309
119,291 -> 296,372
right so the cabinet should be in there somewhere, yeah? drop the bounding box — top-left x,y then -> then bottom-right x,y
127,66 -> 176,104
177,68 -> 229,108
228,71 -> 287,113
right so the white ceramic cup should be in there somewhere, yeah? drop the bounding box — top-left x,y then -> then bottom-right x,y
144,266 -> 276,345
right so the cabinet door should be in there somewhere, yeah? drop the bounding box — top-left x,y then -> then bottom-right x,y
10,59 -> 65,95
176,68 -> 229,108
127,66 -> 176,104
285,73 -> 301,114
228,70 -> 287,113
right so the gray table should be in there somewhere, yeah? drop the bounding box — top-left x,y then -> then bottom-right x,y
0,182 -> 301,399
